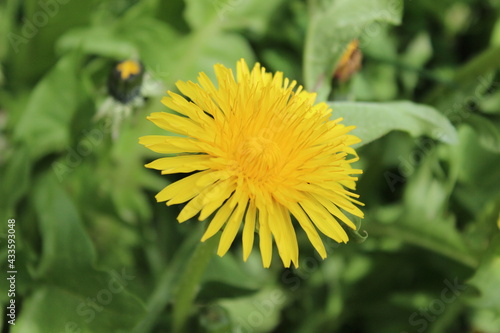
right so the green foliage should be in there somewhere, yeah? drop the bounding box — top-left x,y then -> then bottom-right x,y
1,0 -> 499,332
13,173 -> 145,333
304,0 -> 402,100
329,101 -> 458,147
13,53 -> 89,159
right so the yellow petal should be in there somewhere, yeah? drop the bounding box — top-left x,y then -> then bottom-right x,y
264,201 -> 298,268
201,195 -> 236,242
236,58 -> 250,83
326,191 -> 365,218
258,209 -> 273,268
161,93 -> 210,125
242,201 -> 257,261
176,80 -> 225,121
139,135 -> 204,154
306,183 -> 364,218
217,197 -> 248,256
145,155 -> 211,174
155,170 -> 214,203
286,202 -> 327,259
167,170 -> 230,205
147,112 -> 211,141
198,180 -> 237,221
300,200 -> 348,243
177,179 -> 233,222
312,193 -> 357,230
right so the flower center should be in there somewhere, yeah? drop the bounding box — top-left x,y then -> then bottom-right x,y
237,135 -> 282,182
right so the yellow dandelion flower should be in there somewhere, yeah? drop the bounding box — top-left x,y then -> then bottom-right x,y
140,59 -> 364,268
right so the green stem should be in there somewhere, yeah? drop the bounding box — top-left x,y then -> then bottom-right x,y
365,54 -> 453,85
132,227 -> 203,333
172,234 -> 219,333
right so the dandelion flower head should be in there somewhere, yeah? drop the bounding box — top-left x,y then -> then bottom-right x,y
140,59 -> 364,268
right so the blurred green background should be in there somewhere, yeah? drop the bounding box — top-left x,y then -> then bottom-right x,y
1,0 -> 500,332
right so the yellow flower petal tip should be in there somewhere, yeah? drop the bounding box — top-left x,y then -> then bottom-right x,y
140,59 -> 364,268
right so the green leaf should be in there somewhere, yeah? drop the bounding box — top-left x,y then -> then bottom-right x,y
349,26 -> 399,101
328,101 -> 458,147
463,199 -> 500,261
107,115 -> 167,224
5,0 -> 98,87
465,114 -> 500,153
455,126 -> 500,195
369,210 -> 476,268
370,156 -> 477,268
14,282 -> 143,333
33,174 -> 95,274
0,145 -> 30,222
261,48 -> 302,83
402,158 -> 473,267
198,304 -> 232,332
218,286 -> 288,333
197,281 -> 258,302
467,234 -> 500,313
469,308 -> 500,333
204,253 -> 262,289
13,53 -> 88,160
57,26 -> 138,59
184,0 -> 284,35
58,16 -> 180,71
132,227 -> 205,333
304,0 -> 403,100
479,89 -> 500,115
425,45 -> 500,113
117,17 -> 180,71
183,0 -> 228,29
155,0 -> 190,32
13,173 -> 145,333
400,32 -> 433,94
166,32 -> 255,83
0,1 -> 14,61
170,1 -> 263,88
